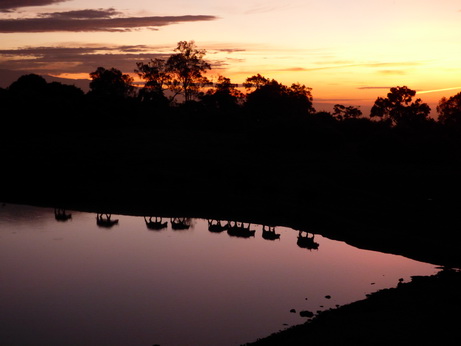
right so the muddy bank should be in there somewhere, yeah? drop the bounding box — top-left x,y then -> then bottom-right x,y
243,269 -> 461,346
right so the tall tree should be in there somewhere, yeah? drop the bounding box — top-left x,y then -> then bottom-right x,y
333,104 -> 362,121
437,92 -> 461,128
200,75 -> 244,111
8,74 -> 48,99
243,74 -> 270,91
370,86 -> 430,126
88,67 -> 134,99
244,75 -> 314,117
165,40 -> 211,102
135,58 -> 170,104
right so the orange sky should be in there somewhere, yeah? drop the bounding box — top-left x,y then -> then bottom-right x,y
1,0 -> 461,115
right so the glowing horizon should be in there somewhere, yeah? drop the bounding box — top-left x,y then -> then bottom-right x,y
1,0 -> 461,115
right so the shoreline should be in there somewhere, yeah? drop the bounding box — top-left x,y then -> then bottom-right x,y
3,200 -> 459,345
4,195 -> 460,269
2,122 -> 461,345
242,268 -> 461,345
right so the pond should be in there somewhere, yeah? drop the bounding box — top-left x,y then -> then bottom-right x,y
0,203 -> 438,346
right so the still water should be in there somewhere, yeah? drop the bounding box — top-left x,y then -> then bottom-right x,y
0,203 -> 437,346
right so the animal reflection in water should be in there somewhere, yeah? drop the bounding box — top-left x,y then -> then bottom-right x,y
144,216 -> 168,230
170,217 -> 191,230
297,231 -> 319,250
96,213 -> 119,228
54,208 -> 72,222
227,221 -> 255,238
207,219 -> 228,233
262,225 -> 280,240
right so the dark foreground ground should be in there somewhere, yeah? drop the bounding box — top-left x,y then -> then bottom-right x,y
2,123 -> 461,345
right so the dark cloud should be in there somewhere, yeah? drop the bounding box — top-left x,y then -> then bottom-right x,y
39,8 -> 122,19
0,42 -> 237,76
216,48 -> 246,54
0,45 -> 169,74
0,0 -> 69,12
0,14 -> 217,33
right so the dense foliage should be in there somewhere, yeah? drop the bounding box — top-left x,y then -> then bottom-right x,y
1,40 -> 460,140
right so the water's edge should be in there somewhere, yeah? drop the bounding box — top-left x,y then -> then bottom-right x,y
3,197 -> 459,269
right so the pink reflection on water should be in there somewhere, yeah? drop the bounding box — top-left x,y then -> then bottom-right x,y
0,204 -> 438,346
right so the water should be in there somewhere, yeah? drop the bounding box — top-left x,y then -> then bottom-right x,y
0,203 -> 438,346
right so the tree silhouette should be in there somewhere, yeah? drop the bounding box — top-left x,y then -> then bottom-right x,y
135,58 -> 170,105
165,41 -> 211,102
287,82 -> 315,114
4,74 -> 84,129
370,86 -> 430,126
244,75 -> 314,118
88,67 -> 134,99
332,104 -> 362,121
200,75 -> 244,112
8,74 -> 48,103
47,81 -> 84,103
437,92 -> 461,128
243,74 -> 270,91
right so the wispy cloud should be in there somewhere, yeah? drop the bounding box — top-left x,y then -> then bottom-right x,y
0,43 -> 233,75
315,98 -> 368,102
215,48 -> 246,54
245,5 -> 287,15
0,0 -> 69,12
0,45 -> 169,74
39,8 -> 122,19
357,86 -> 392,90
0,13 -> 218,33
276,67 -> 307,72
268,61 -> 422,74
377,69 -> 406,75
244,1 -> 303,15
417,87 -> 461,94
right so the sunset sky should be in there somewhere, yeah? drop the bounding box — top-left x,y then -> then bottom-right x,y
1,0 -> 461,114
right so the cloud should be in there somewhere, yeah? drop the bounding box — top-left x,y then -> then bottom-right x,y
0,43 -> 232,76
417,87 -> 461,94
245,5 -> 285,15
256,61 -> 422,74
39,8 -> 122,19
0,14 -> 218,33
244,2 -> 302,15
0,45 -> 159,57
0,0 -> 69,12
0,41 -> 247,76
276,67 -> 308,72
378,69 -> 406,75
315,98 -> 368,102
0,45 -> 170,74
327,61 -> 419,71
357,86 -> 392,90
216,48 -> 246,54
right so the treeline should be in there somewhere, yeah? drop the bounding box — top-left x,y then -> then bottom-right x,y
2,42 -> 461,244
2,40 -> 461,139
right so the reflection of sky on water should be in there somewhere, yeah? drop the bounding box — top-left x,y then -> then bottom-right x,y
0,203 -> 438,346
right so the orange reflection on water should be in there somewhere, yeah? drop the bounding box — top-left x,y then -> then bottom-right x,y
0,204 -> 437,346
